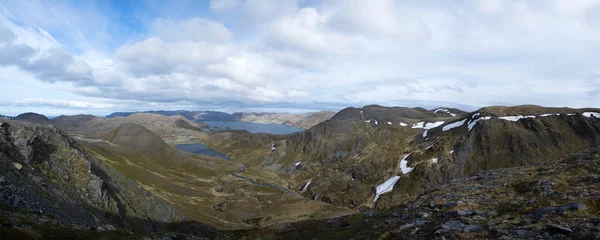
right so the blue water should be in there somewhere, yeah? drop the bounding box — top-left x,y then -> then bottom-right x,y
202,121 -> 303,135
175,143 -> 231,160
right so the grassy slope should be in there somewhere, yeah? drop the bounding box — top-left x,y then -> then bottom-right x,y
82,123 -> 354,230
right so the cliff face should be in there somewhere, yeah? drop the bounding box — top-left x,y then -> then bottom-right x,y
0,119 -> 212,236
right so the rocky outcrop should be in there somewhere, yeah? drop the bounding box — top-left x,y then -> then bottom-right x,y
209,147 -> 600,239
15,112 -> 50,124
0,119 -> 213,236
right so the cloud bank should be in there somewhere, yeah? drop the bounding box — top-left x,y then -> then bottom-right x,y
1,0 -> 599,115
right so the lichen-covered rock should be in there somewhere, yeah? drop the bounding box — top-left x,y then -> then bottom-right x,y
0,120 -> 213,236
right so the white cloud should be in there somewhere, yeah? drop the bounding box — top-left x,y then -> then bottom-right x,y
12,98 -> 115,109
1,0 -> 600,116
153,18 -> 234,43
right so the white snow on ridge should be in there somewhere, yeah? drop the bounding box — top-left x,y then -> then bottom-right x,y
421,121 -> 445,137
399,154 -> 413,174
412,122 -> 425,129
583,112 -> 600,118
567,113 -> 577,116
434,108 -> 457,117
540,113 -> 560,117
374,176 -> 401,202
387,121 -> 392,125
431,158 -> 439,163
468,116 -> 491,131
302,180 -> 312,191
295,162 -> 301,166
499,115 -> 536,122
425,121 -> 445,129
400,122 -> 408,127
442,119 -> 467,131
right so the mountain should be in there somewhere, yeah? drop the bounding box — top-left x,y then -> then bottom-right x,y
106,110 -> 235,121
106,110 -> 335,129
204,105 -> 600,210
235,111 -> 336,129
2,105 -> 600,238
209,146 -> 600,239
51,113 -> 208,142
0,119 -> 213,238
15,112 -> 50,124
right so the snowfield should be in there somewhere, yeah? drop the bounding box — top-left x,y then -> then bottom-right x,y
399,154 -> 413,174
374,176 -> 401,202
442,118 -> 467,131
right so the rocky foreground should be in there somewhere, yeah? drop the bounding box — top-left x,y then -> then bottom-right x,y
210,147 -> 600,239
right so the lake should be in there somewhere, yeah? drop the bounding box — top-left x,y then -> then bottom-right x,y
202,121 -> 303,135
176,143 -> 231,160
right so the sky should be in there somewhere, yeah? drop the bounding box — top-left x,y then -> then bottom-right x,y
1,0 -> 599,116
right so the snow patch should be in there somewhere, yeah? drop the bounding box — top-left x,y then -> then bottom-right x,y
499,115 -> 536,122
442,119 -> 467,131
567,113 -> 577,116
431,158 -> 438,163
583,112 -> 600,118
540,113 -> 560,117
302,180 -> 312,191
399,154 -> 413,174
425,121 -> 445,129
450,150 -> 454,154
420,121 -> 444,137
434,108 -> 458,117
467,116 -> 491,131
400,122 -> 408,127
426,144 -> 434,150
375,120 -> 378,125
374,176 -> 401,202
412,122 -> 425,129
387,121 -> 392,125
295,162 -> 301,167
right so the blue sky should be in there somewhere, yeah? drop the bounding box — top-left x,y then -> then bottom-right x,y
1,0 -> 599,116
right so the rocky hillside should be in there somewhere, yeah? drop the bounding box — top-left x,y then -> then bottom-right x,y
51,113 -> 208,142
235,111 -> 335,129
0,119 -> 213,239
210,146 -> 600,239
15,112 -> 51,124
205,105 -> 600,211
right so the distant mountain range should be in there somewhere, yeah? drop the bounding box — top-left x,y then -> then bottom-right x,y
106,110 -> 336,129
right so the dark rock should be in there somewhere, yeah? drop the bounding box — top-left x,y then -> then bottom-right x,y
362,211 -> 376,217
456,210 -> 474,216
535,207 -> 557,217
568,202 -> 587,211
440,220 -> 465,230
442,202 -> 458,208
463,225 -> 484,233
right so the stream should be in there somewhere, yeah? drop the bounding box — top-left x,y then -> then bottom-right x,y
176,143 -> 290,193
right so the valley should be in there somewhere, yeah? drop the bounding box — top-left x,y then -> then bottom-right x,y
1,105 -> 600,239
